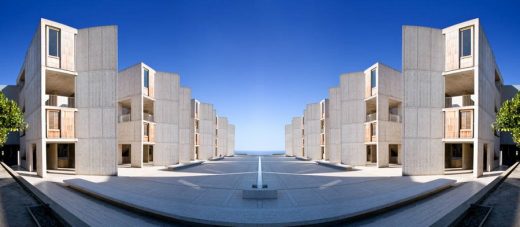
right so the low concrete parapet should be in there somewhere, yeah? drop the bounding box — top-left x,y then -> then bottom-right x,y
167,160 -> 204,171
295,156 -> 312,161
316,160 -> 352,171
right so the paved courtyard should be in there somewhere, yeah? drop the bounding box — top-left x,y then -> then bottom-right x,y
17,155 -> 504,226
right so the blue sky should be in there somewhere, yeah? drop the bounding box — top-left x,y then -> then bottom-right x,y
1,0 -> 519,151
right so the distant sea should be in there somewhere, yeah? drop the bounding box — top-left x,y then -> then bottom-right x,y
235,150 -> 285,155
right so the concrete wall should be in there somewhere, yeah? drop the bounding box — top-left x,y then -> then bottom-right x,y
217,117 -> 228,157
75,25 -> 118,175
402,26 -> 445,175
227,124 -> 235,156
476,23 -> 502,174
18,23 -> 44,175
285,124 -> 293,156
198,103 -> 215,160
291,117 -> 303,157
304,103 -> 321,160
327,87 -> 341,163
339,72 -> 366,166
178,87 -> 193,163
154,71 -> 180,166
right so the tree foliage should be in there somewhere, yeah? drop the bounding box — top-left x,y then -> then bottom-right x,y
0,92 -> 26,146
494,92 -> 520,147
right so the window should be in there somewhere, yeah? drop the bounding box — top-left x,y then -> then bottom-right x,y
48,28 -> 60,57
58,144 -> 69,159
370,69 -> 377,88
460,110 -> 472,130
460,28 -> 472,57
48,110 -> 60,130
143,68 -> 150,88
370,123 -> 376,136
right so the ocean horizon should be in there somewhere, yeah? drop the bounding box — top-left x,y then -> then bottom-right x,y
234,150 -> 285,155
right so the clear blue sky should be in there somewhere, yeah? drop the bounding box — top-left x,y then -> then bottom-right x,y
1,0 -> 519,151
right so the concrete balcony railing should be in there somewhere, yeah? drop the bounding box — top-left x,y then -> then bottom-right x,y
143,113 -> 154,122
445,95 -> 475,108
366,113 -> 377,122
119,114 -> 131,123
389,114 -> 401,123
45,95 -> 74,108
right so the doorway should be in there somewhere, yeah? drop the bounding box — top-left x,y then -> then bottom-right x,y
122,144 -> 131,164
32,144 -> 37,172
143,145 -> 153,164
389,144 -> 399,164
483,144 -> 488,172
367,145 -> 377,164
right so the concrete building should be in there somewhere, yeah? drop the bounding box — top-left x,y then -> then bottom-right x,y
402,18 -> 503,177
287,19 -> 512,178
118,63 -> 186,167
362,63 -> 403,167
12,19 -> 118,177
6,18 -> 235,177
286,63 -> 402,168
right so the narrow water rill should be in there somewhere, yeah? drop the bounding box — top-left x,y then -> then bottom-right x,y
242,156 -> 278,199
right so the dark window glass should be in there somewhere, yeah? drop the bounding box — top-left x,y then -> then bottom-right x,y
144,69 -> 149,88
371,69 -> 377,88
461,29 -> 472,57
48,28 -> 60,57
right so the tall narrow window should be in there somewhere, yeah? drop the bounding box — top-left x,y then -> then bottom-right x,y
143,68 -> 150,88
48,28 -> 60,57
370,69 -> 377,88
460,28 -> 472,57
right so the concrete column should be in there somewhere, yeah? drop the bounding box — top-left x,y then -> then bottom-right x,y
37,141 -> 46,178
397,144 -> 403,165
131,142 -> 143,167
377,143 -> 389,167
473,141 -> 483,178
117,144 -> 123,165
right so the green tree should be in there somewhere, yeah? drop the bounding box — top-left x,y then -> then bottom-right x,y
0,92 -> 26,146
494,92 -> 520,146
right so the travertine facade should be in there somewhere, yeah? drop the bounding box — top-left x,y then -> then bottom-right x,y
6,18 -> 235,177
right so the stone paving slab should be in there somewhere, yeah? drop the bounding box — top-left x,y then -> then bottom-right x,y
64,177 -> 455,225
17,156 -> 504,226
58,156 -> 456,225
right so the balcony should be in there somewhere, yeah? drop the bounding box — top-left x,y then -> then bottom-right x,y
46,109 -> 75,139
45,95 -> 74,108
444,109 -> 473,139
119,114 -> 131,123
445,95 -> 475,108
389,114 -> 401,123
143,113 -> 154,122
366,113 -> 376,122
